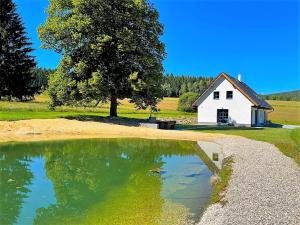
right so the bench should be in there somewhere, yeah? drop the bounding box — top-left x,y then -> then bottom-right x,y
156,120 -> 176,130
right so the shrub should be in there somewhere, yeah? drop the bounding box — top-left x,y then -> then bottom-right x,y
177,92 -> 198,112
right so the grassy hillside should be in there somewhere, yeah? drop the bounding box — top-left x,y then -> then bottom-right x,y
268,100 -> 300,125
0,95 -> 195,121
0,95 -> 299,125
263,90 -> 300,101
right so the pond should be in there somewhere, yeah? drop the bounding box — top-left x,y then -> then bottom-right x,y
0,138 -> 217,225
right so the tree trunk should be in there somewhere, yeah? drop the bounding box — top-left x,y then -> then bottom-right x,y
110,95 -> 118,117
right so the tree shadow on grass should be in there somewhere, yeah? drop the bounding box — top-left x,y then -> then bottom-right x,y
62,115 -> 284,131
63,115 -> 149,127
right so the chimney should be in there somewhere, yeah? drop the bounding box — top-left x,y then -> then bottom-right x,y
238,74 -> 242,82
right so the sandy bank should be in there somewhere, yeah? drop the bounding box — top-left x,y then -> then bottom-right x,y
0,118 -> 226,143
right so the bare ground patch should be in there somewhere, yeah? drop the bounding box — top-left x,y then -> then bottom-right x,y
0,118 -> 227,143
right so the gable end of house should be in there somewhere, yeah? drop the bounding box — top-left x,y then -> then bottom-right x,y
193,72 -> 273,110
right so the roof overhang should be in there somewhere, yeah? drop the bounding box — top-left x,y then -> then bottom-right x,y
252,106 -> 274,110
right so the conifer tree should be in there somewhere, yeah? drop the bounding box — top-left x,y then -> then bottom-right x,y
0,0 -> 36,101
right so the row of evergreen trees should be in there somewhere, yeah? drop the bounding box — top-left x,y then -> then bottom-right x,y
0,0 -> 39,101
162,74 -> 213,97
263,90 -> 300,101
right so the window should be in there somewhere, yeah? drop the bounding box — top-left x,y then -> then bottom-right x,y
213,91 -> 219,100
226,91 -> 233,99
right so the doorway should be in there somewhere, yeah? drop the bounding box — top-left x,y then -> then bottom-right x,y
217,109 -> 229,123
251,109 -> 258,126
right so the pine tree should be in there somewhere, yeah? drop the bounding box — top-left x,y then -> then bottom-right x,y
0,0 -> 36,101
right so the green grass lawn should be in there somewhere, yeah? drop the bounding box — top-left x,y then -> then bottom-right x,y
210,157 -> 233,204
1,95 -> 299,125
178,125 -> 300,166
267,100 -> 300,125
0,95 -> 195,121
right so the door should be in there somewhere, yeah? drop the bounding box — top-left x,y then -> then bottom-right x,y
251,109 -> 257,126
255,110 -> 258,125
251,109 -> 258,126
217,109 -> 229,123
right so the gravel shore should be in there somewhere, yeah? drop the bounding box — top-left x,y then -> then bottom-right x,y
198,137 -> 300,225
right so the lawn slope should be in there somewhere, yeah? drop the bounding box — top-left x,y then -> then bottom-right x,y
0,95 -> 195,121
267,100 -> 300,125
1,95 -> 299,125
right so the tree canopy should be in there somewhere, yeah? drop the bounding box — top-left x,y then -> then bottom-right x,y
39,0 -> 165,116
177,92 -> 198,112
0,0 -> 37,101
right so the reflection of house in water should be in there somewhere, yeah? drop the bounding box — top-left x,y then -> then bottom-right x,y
197,141 -> 224,170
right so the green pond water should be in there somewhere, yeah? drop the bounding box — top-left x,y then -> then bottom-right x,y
0,138 -> 216,225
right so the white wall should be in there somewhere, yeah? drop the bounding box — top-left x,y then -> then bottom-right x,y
197,77 -> 253,125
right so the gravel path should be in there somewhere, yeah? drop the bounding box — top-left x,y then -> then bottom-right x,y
198,137 -> 300,225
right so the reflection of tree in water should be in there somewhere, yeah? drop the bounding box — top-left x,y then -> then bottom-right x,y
34,139 -> 197,225
0,150 -> 33,225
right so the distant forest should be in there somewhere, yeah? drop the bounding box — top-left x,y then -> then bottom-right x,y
263,90 -> 300,101
31,69 -> 300,102
32,71 -> 214,98
162,74 -> 214,97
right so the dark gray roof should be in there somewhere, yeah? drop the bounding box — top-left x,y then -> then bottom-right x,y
193,72 -> 273,110
226,74 -> 273,109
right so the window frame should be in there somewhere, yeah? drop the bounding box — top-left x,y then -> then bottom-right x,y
226,91 -> 233,99
213,91 -> 220,100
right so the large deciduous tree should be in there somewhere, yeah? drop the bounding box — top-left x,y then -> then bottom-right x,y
39,0 -> 165,117
0,0 -> 36,101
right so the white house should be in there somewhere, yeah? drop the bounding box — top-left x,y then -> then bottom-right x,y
193,72 -> 273,127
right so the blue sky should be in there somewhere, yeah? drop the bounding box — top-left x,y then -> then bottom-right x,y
15,0 -> 299,94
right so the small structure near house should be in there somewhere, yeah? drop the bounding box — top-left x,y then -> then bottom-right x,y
140,118 -> 176,130
193,72 -> 273,127
157,120 -> 176,129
